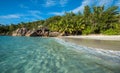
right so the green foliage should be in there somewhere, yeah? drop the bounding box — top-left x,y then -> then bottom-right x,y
102,29 -> 120,35
102,23 -> 120,35
82,27 -> 93,35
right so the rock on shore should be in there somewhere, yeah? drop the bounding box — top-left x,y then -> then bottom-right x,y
12,27 -> 60,37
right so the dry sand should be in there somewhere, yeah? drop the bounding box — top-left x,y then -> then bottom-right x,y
64,35 -> 120,41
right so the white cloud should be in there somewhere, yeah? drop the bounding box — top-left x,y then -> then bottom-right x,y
0,10 -> 43,20
49,11 -> 65,15
71,0 -> 118,13
96,0 -> 114,7
0,14 -> 23,19
117,3 -> 120,5
60,0 -> 68,7
19,4 -> 29,9
44,0 -> 56,7
49,0 -> 91,16
115,0 -> 120,6
71,0 -> 92,13
43,0 -> 68,7
28,10 -> 43,19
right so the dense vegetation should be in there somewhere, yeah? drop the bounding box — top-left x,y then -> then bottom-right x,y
0,5 -> 120,35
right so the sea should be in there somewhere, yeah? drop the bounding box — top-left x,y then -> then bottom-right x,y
0,36 -> 120,73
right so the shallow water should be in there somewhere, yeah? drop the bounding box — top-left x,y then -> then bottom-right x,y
0,36 -> 120,73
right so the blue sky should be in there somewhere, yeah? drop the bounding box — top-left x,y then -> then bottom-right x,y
0,0 -> 120,25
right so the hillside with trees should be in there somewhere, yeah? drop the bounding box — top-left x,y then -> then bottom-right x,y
0,5 -> 120,36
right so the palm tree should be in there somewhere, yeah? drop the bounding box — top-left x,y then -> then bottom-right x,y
84,5 -> 91,26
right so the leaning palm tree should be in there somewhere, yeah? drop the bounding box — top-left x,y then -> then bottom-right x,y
103,6 -> 119,29
90,6 -> 119,33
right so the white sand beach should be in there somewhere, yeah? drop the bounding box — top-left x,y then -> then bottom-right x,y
63,35 -> 120,41
60,35 -> 120,51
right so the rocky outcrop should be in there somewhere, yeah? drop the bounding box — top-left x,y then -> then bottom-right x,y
12,27 -> 54,37
12,27 -> 61,37
25,29 -> 36,36
26,28 -> 49,37
12,28 -> 28,36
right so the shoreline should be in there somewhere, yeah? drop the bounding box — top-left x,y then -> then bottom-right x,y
59,35 -> 120,51
62,35 -> 120,41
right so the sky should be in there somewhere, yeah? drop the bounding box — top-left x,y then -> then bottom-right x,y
0,0 -> 120,25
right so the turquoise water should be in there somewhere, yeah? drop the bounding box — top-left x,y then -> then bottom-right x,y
0,36 -> 120,73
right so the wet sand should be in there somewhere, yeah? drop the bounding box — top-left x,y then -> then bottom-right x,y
61,36 -> 120,51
